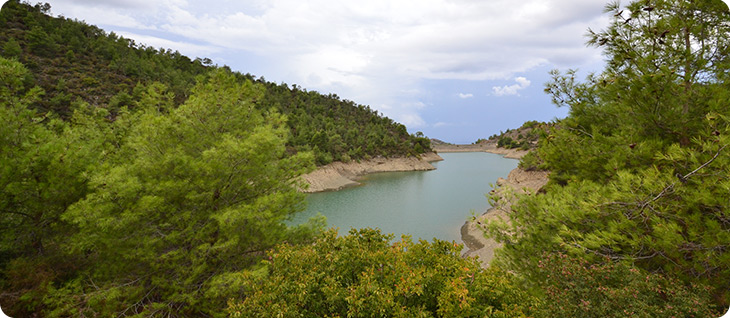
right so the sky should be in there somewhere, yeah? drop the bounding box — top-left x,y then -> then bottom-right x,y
5,0 -> 652,143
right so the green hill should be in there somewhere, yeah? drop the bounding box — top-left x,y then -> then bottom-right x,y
0,0 -> 430,165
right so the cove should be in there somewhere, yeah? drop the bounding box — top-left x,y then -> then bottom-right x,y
292,152 -> 518,243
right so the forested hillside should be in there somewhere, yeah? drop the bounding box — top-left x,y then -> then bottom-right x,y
0,0 -> 430,165
1,0 -> 728,317
0,1 -> 431,316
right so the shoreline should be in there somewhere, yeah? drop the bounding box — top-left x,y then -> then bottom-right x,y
434,142 -> 548,268
299,152 -> 443,193
459,161 -> 549,268
432,142 -> 527,159
298,144 -> 547,269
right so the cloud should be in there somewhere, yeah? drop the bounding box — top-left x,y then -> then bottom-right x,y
492,77 -> 531,96
47,0 -> 608,129
115,31 -> 220,57
395,113 -> 426,128
457,93 -> 473,99
433,122 -> 450,128
50,0 -> 607,81
60,0 -> 155,10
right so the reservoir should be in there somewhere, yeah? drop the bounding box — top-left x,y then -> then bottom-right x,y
292,152 -> 518,243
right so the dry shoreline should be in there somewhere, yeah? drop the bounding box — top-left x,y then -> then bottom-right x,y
299,152 -> 443,193
432,142 -> 528,159
299,144 -> 547,269
455,146 -> 548,268
435,141 -> 547,267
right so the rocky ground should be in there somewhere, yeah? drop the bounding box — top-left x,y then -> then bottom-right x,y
299,152 -> 443,193
460,166 -> 549,268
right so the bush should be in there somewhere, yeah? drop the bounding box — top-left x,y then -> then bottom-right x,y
532,253 -> 720,318
497,136 -> 516,148
517,150 -> 544,171
229,228 -> 537,318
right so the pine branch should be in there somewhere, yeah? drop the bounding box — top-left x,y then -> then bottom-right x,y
642,144 -> 727,209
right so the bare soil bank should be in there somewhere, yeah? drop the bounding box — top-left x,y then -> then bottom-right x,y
433,142 -> 546,267
460,164 -> 549,268
299,152 -> 443,193
432,142 -> 527,159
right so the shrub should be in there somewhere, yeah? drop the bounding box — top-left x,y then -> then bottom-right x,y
517,150 -> 544,171
532,253 -> 720,318
229,228 -> 538,318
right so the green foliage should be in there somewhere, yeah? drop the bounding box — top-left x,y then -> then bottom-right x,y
516,150 -> 545,171
492,118 -> 730,312
1,37 -> 21,58
25,26 -> 57,57
228,228 -> 537,318
0,57 -> 117,316
533,253 -> 719,317
0,2 -> 430,313
259,82 -> 431,162
52,71 -> 318,316
0,0 -> 429,163
0,59 -> 324,316
519,120 -> 539,130
491,120 -> 547,150
488,0 -> 730,311
497,136 -> 516,148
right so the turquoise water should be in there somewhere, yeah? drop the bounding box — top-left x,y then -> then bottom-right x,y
292,152 -> 518,243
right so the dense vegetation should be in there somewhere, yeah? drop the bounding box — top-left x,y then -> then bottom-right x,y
484,120 -> 548,151
0,0 -> 430,166
0,1 -> 428,316
228,229 -> 536,317
0,57 -> 324,316
489,0 -> 730,314
1,0 -> 728,316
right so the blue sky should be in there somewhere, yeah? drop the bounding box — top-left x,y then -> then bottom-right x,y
9,0 -> 634,143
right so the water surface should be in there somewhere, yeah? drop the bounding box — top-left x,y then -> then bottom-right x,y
292,152 -> 517,242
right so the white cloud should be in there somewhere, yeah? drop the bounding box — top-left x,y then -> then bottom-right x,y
115,31 -> 220,57
433,122 -> 450,128
58,0 -> 155,10
395,113 -> 426,128
492,77 -> 531,96
50,0 -> 606,80
458,93 -> 473,99
47,0 -> 608,128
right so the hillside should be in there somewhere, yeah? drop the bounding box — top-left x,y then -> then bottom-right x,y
1,0 -> 728,316
0,0 -> 430,165
481,120 -> 549,151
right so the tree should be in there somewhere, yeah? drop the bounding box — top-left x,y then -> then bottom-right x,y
0,57 -> 115,316
550,0 -> 730,145
489,0 -> 730,310
51,70 -> 318,317
26,25 -> 58,57
1,38 -> 22,58
228,228 -> 537,318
